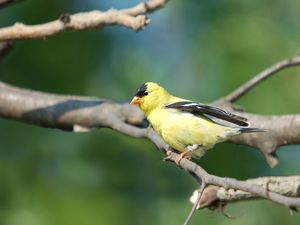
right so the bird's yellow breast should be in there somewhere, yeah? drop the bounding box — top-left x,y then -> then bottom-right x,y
148,107 -> 235,154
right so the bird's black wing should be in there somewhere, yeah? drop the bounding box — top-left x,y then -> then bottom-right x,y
165,101 -> 248,127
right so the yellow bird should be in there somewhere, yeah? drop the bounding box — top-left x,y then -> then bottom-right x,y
130,82 -> 262,163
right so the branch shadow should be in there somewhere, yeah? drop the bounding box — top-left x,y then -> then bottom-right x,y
21,99 -> 105,130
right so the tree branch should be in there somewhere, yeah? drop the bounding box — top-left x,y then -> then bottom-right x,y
163,152 -> 300,210
190,176 -> 300,210
223,54 -> 300,103
0,0 -> 167,41
0,82 -> 145,132
219,110 -> 300,167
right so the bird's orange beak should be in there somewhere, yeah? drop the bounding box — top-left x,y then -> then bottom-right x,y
130,96 -> 141,105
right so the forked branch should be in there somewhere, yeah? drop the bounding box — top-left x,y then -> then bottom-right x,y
190,176 -> 300,210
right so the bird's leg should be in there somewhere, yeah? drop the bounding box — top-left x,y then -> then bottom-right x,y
175,151 -> 190,165
175,144 -> 199,166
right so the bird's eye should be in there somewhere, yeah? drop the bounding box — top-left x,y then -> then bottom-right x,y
144,91 -> 148,96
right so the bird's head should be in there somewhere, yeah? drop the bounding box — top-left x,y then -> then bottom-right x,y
130,82 -> 169,115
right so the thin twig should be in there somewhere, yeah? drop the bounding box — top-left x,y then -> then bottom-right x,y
223,54 -> 300,102
183,182 -> 206,225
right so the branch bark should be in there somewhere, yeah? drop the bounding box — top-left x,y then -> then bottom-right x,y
0,0 -> 167,41
217,110 -> 300,167
190,176 -> 300,210
0,82 -> 145,133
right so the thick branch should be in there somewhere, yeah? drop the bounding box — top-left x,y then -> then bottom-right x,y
0,0 -> 167,41
223,54 -> 300,103
190,176 -> 300,209
0,82 -> 145,133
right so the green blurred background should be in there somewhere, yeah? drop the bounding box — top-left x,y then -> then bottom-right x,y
0,0 -> 300,224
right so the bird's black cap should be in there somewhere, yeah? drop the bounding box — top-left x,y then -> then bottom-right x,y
135,83 -> 148,97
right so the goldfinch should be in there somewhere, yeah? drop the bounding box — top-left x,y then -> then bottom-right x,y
130,82 -> 262,162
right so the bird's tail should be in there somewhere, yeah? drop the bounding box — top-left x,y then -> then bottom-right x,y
239,127 -> 265,133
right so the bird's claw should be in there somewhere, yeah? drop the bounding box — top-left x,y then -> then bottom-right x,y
175,151 -> 191,166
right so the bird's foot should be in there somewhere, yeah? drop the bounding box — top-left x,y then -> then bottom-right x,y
175,151 -> 192,166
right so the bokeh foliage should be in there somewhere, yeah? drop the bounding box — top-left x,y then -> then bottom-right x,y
0,0 -> 300,224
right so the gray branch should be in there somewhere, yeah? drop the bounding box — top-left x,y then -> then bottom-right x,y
0,82 -> 145,133
215,108 -> 300,167
164,152 -> 300,210
190,176 -> 300,209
